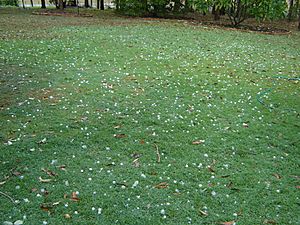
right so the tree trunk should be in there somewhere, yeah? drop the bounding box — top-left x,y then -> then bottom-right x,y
100,0 -> 104,10
85,0 -> 89,7
59,0 -> 64,10
298,9 -> 300,30
41,0 -> 46,8
212,5 -> 220,20
22,0 -> 25,8
90,0 -> 93,8
30,0 -> 33,7
173,0 -> 181,12
288,0 -> 294,21
97,0 -> 99,9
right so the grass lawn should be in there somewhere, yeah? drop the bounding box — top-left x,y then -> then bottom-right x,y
0,8 -> 300,225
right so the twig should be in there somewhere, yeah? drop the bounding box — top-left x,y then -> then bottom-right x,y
154,144 -> 161,163
0,191 -> 15,204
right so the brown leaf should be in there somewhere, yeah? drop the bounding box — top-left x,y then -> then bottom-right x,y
71,192 -> 79,201
13,171 -> 21,176
154,182 -> 169,189
264,219 -> 277,224
39,177 -> 52,183
42,168 -> 57,177
114,134 -> 126,138
192,140 -> 205,145
58,165 -> 66,170
31,188 -> 37,192
208,166 -> 215,173
296,186 -> 300,189
140,139 -> 145,144
272,173 -> 281,179
220,221 -> 235,225
40,204 -> 52,212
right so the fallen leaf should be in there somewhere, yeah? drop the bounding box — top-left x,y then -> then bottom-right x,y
114,125 -> 121,129
220,221 -> 235,225
64,214 -> 71,219
114,134 -> 126,138
12,171 -> 21,176
40,204 -> 52,212
132,158 -> 140,168
39,177 -> 52,183
31,188 -> 37,192
140,139 -> 145,144
58,165 -> 66,170
42,168 -> 57,177
71,192 -> 79,201
242,122 -> 249,128
264,219 -> 277,224
296,186 -> 300,189
0,180 -> 7,185
199,210 -> 208,216
13,220 -> 23,225
154,182 -> 169,189
192,140 -> 205,145
208,166 -> 215,173
272,173 -> 281,179
37,138 -> 47,144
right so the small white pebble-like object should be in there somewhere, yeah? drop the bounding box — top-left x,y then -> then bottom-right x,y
132,181 -> 139,188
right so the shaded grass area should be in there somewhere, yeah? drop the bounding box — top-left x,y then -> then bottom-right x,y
0,8 -> 300,225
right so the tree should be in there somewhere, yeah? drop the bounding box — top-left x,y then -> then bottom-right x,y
59,0 -> 64,9
288,0 -> 294,21
30,0 -> 34,7
85,0 -> 89,7
41,0 -> 46,8
100,0 -> 104,10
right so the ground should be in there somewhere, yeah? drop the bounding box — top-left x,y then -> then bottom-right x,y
0,7 -> 300,225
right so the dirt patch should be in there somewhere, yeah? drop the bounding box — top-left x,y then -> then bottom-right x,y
32,11 -> 93,17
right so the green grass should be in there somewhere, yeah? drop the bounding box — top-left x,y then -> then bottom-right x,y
0,8 -> 300,225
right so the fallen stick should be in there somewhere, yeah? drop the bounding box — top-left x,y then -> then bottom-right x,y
154,144 -> 161,163
0,191 -> 15,204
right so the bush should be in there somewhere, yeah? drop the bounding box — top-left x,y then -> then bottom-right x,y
0,0 -> 18,6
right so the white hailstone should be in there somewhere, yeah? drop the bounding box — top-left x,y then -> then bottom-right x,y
160,209 -> 166,215
141,174 -> 146,178
42,221 -> 48,225
132,181 -> 139,188
88,178 -> 92,181
15,185 -> 20,190
211,191 -> 217,196
98,208 -> 102,215
92,207 -> 95,211
204,154 -> 208,157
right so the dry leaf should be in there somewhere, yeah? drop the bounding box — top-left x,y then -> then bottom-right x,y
0,180 -> 6,185
140,139 -> 145,144
272,173 -> 281,179
31,188 -> 37,192
264,219 -> 277,224
199,210 -> 208,216
37,138 -> 47,144
154,182 -> 169,189
39,177 -> 52,183
71,192 -> 79,201
242,122 -> 249,128
114,125 -> 121,129
220,221 -> 235,225
132,158 -> 140,168
64,214 -> 71,219
114,134 -> 126,138
296,186 -> 300,189
192,140 -> 205,145
13,171 -> 21,176
42,168 -> 57,177
58,165 -> 66,170
40,204 -> 52,212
